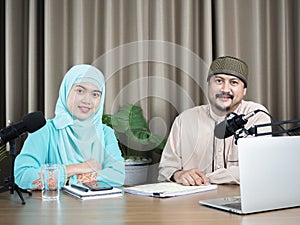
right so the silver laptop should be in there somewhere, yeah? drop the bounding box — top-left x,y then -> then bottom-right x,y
200,135 -> 300,214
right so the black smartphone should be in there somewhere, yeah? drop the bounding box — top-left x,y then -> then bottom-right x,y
82,181 -> 113,191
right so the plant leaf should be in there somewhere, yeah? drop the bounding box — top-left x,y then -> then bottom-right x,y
102,114 -> 112,128
102,104 -> 167,156
0,145 -> 7,162
111,104 -> 147,133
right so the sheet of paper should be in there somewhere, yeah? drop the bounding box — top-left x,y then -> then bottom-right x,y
124,182 -> 217,197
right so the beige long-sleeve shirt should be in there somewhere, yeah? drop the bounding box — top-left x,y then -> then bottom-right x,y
158,100 -> 272,184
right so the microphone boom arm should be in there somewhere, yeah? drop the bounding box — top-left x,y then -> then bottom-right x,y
246,118 -> 300,137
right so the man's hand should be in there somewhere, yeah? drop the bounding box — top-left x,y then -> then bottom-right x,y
172,168 -> 210,186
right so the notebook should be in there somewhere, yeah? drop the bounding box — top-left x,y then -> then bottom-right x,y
62,185 -> 123,200
200,135 -> 300,214
124,182 -> 217,198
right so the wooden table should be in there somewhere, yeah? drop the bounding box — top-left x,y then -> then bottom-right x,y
0,185 -> 299,225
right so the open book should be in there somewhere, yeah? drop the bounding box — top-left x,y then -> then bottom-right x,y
124,182 -> 217,198
62,185 -> 123,200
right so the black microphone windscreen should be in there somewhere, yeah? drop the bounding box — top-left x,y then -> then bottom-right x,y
214,121 -> 230,139
22,111 -> 46,133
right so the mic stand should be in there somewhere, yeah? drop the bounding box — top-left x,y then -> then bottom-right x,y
235,118 -> 300,142
0,139 -> 32,204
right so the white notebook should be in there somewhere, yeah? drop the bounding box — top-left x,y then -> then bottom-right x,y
62,185 -> 123,200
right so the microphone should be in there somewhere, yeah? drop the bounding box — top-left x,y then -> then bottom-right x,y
0,111 -> 46,145
214,110 -> 259,139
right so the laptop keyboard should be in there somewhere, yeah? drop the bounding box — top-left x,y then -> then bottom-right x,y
223,202 -> 242,210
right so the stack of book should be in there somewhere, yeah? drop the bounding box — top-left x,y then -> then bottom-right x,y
62,185 -> 123,200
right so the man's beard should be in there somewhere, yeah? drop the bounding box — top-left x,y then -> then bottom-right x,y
212,103 -> 231,113
209,93 -> 234,113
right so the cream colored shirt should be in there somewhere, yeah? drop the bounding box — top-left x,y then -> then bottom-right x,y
158,100 -> 272,184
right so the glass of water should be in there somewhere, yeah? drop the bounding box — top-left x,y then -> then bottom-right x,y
41,164 -> 60,200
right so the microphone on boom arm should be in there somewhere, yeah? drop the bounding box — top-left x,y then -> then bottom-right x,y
214,110 -> 260,139
0,111 -> 46,145
0,111 -> 46,205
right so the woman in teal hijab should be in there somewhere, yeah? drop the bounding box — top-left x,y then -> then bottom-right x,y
14,65 -> 125,189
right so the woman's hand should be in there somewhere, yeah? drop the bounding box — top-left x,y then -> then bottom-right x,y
66,158 -> 102,178
84,158 -> 102,171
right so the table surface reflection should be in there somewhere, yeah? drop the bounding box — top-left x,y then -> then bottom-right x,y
0,185 -> 299,225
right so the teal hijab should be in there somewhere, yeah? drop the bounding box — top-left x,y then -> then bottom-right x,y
53,64 -> 106,164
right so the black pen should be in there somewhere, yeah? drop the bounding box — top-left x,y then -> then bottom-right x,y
152,192 -> 164,198
71,184 -> 89,192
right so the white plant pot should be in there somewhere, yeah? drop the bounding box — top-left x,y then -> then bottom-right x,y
124,158 -> 152,186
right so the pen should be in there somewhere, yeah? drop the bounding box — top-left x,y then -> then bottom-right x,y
71,184 -> 89,192
152,192 -> 163,198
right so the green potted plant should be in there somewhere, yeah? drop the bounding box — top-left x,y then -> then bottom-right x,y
102,104 -> 166,185
0,145 -> 7,162
0,145 -> 8,186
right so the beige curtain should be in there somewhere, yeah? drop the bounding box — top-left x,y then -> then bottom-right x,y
214,0 -> 300,121
1,0 -> 300,135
